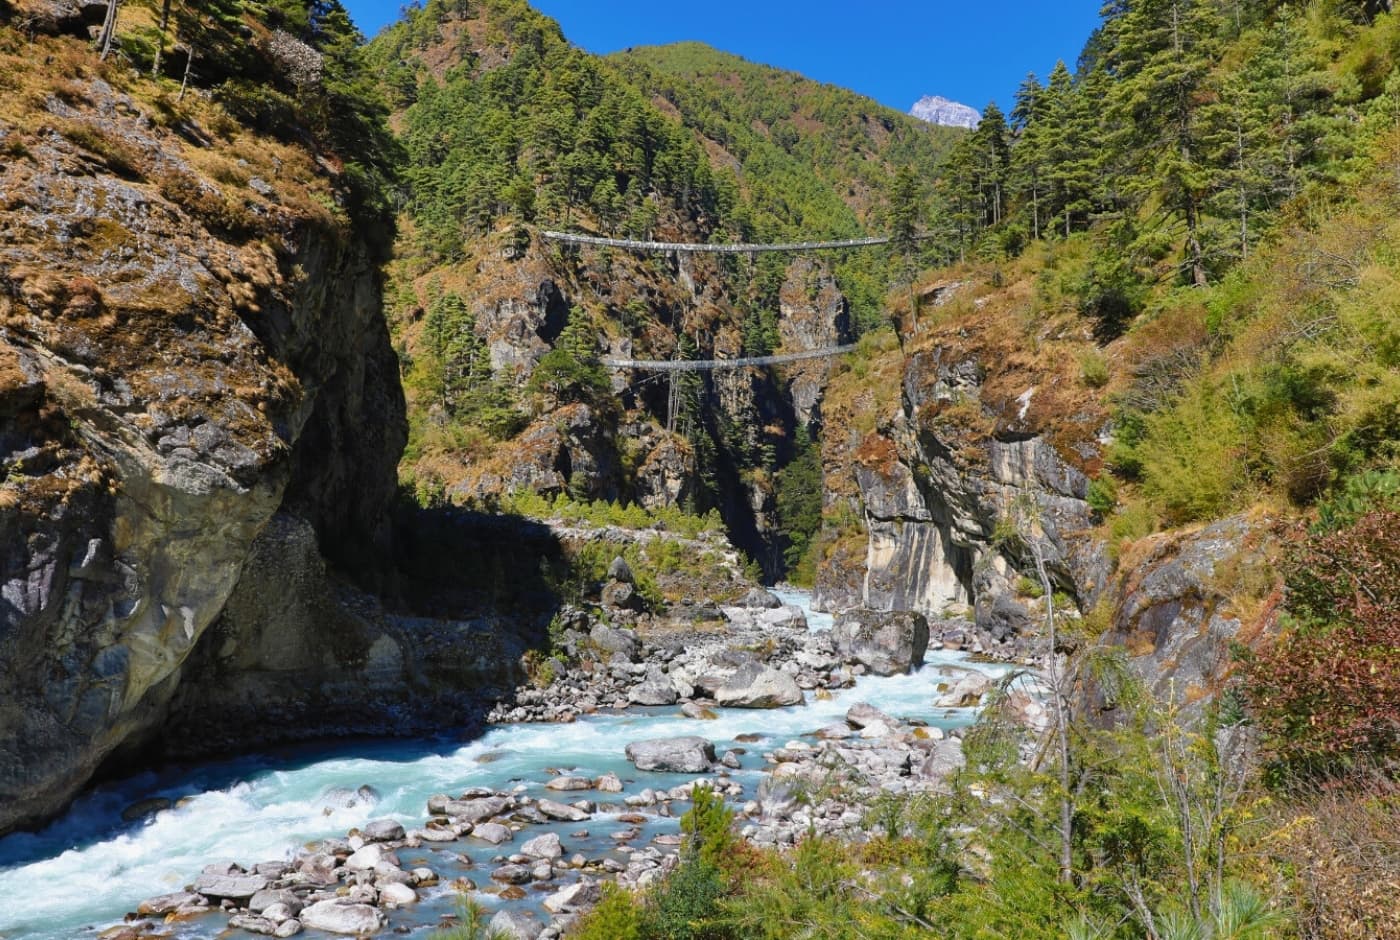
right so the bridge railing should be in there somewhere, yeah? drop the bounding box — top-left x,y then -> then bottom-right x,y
542,231 -> 893,254
599,345 -> 858,371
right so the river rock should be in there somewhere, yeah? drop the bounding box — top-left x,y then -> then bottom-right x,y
919,738 -> 966,781
521,832 -> 564,859
595,772 -> 624,792
935,672 -> 993,707
262,902 -> 295,923
299,899 -> 386,935
714,663 -> 804,708
629,676 -> 679,706
845,702 -> 894,729
293,852 -> 339,885
193,871 -> 267,900
680,701 -> 717,720
589,623 -> 640,659
491,863 -> 532,884
832,610 -> 929,676
138,891 -> 205,915
378,881 -> 417,905
545,775 -> 593,791
542,880 -> 602,913
489,909 -> 544,940
444,796 -> 510,823
742,587 -> 783,609
343,843 -> 389,871
361,818 -> 406,842
229,914 -> 279,936
249,889 -> 302,915
274,921 -> 303,939
472,822 -> 513,844
416,824 -> 458,842
537,799 -> 591,822
625,736 -> 716,773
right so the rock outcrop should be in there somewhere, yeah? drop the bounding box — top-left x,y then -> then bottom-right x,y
831,609 -> 930,676
817,340 -> 1111,652
0,34 -> 408,833
1084,515 -> 1280,722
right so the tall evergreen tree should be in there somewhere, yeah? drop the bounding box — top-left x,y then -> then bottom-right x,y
1103,0 -> 1225,285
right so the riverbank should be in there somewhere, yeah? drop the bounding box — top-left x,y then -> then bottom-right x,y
0,592 -> 1033,940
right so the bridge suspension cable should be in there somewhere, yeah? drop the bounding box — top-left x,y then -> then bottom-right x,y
542,231 -> 898,253
600,345 -> 857,372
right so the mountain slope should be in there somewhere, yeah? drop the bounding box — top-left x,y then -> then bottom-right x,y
368,2 -> 959,578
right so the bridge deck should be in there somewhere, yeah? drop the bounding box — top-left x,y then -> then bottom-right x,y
542,231 -> 891,253
600,345 -> 857,371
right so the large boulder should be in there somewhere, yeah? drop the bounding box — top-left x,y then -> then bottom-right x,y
935,672 -> 993,708
589,623 -> 640,660
714,663 -> 804,708
193,871 -> 267,901
442,796 -> 509,823
629,673 -> 680,706
299,899 -> 386,936
832,609 -> 929,676
489,909 -> 544,940
521,832 -> 564,859
625,736 -> 716,773
360,818 -> 405,842
543,880 -> 602,913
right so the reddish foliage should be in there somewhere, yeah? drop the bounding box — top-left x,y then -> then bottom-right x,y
1243,510 -> 1400,773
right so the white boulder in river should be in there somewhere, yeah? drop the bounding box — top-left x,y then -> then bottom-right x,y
831,609 -> 929,676
299,898 -> 386,935
714,662 -> 804,708
625,736 -> 717,773
490,908 -> 545,939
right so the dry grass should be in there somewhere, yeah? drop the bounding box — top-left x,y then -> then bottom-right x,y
1267,768 -> 1400,940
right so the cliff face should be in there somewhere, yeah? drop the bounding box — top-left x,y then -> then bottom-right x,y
818,339 -> 1110,645
815,271 -> 1280,705
816,280 -> 1104,633
0,23 -> 406,833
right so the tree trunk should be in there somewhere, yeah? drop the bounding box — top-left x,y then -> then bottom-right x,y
151,0 -> 172,76
178,43 -> 193,101
97,0 -> 120,60
1029,532 -> 1073,886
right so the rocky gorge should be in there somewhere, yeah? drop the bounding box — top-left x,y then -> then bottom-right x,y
24,587 -> 1027,940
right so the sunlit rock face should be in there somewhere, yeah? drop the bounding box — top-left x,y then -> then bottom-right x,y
910,95 -> 981,129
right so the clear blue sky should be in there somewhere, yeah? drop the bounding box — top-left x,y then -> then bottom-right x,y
342,1 -> 1104,114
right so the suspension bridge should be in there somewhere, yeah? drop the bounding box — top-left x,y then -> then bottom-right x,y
546,227 -> 895,431
599,345 -> 858,372
541,231 -> 897,253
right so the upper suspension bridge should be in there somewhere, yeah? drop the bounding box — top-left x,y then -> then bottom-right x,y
540,230 -> 904,254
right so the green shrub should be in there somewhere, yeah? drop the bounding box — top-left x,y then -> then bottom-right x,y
1134,384 -> 1250,524
1086,476 -> 1118,515
570,883 -> 644,940
1078,350 -> 1110,389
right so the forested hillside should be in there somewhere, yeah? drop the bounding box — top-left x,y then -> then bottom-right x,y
564,1 -> 1400,937
366,0 -> 957,578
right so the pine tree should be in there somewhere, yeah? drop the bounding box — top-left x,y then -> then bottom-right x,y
1103,0 -> 1226,285
1010,73 -> 1049,240
1040,61 -> 1097,237
972,102 -> 1012,227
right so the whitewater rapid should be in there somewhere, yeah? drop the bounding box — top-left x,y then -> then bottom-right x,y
0,590 -> 1008,939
